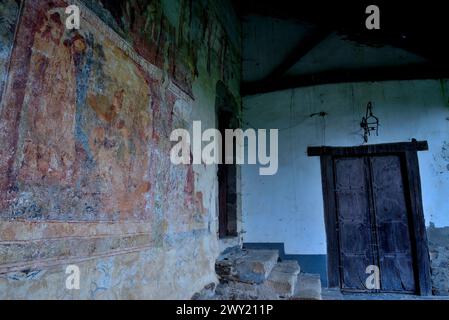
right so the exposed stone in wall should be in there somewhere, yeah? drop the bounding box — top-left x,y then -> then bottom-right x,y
0,0 -> 241,299
427,224 -> 449,296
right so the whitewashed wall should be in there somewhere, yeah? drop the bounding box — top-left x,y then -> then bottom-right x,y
242,79 -> 449,255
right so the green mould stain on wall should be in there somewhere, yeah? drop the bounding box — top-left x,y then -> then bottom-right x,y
0,0 -> 241,299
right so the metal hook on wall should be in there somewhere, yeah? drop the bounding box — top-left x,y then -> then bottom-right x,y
360,102 -> 379,143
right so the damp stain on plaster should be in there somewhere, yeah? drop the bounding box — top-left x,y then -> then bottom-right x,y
442,142 -> 449,161
441,141 -> 449,173
440,79 -> 449,107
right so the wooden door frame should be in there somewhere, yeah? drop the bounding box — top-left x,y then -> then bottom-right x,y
308,140 -> 432,296
217,110 -> 238,239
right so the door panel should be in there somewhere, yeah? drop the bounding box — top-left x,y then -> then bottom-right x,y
370,156 -> 416,292
379,255 -> 416,292
339,254 -> 373,290
333,155 -> 417,293
334,157 -> 375,291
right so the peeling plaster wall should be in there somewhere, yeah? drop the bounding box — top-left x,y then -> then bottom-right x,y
242,80 -> 449,292
0,0 -> 241,299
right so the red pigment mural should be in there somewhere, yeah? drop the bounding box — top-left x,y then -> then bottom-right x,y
0,0 -> 202,224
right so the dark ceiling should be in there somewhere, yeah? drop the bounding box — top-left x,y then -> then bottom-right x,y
232,0 -> 449,95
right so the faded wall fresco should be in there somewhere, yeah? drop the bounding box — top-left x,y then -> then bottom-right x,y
0,0 -> 20,103
0,0 -> 241,299
81,0 -> 239,95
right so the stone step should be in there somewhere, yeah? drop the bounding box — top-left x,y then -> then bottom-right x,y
216,248 -> 279,284
214,280 -> 280,300
291,273 -> 322,300
266,260 -> 301,297
321,288 -> 344,300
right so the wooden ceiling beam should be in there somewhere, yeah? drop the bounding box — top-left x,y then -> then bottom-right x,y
242,64 -> 449,96
261,28 -> 331,83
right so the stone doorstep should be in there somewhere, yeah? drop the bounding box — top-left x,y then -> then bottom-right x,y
271,260 -> 301,275
233,249 -> 279,284
215,248 -> 246,280
291,273 -> 322,300
216,249 -> 280,284
214,249 -> 324,300
266,261 -> 301,297
214,280 -> 280,300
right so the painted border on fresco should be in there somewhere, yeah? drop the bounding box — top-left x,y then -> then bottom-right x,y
0,0 -> 200,274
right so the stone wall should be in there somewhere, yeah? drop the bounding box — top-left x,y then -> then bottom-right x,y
0,0 -> 241,299
427,224 -> 449,296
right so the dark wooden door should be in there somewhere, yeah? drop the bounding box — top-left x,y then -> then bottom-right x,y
334,155 -> 416,293
309,141 -> 432,295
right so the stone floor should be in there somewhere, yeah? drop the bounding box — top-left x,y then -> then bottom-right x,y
321,288 -> 449,300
